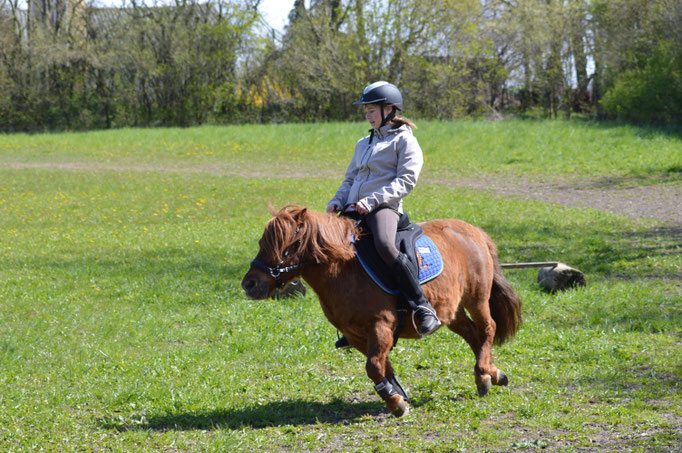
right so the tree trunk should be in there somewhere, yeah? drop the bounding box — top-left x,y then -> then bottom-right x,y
570,2 -> 589,113
354,0 -> 370,70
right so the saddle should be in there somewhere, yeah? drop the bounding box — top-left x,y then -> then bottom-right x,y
352,213 -> 444,295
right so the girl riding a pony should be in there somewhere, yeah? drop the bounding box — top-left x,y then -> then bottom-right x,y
327,81 -> 441,345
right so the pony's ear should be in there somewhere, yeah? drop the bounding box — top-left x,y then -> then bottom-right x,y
294,208 -> 308,224
268,203 -> 277,217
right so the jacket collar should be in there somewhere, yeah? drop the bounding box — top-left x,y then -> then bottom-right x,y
372,123 -> 409,140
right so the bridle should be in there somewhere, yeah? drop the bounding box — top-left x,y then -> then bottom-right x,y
250,239 -> 313,289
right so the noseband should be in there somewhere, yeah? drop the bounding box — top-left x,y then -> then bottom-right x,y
250,240 -> 313,289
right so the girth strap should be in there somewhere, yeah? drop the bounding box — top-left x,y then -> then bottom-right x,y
392,307 -> 408,350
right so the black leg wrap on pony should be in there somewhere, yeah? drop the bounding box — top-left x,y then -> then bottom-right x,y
388,375 -> 409,402
374,378 -> 397,399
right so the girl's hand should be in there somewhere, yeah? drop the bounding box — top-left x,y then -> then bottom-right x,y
326,203 -> 340,214
354,202 -> 369,216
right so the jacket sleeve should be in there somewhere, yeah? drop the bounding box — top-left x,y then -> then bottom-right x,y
327,141 -> 361,209
359,132 -> 423,211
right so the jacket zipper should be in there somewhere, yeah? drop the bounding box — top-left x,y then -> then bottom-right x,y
355,140 -> 376,203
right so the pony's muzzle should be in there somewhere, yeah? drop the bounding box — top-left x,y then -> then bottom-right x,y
241,272 -> 271,300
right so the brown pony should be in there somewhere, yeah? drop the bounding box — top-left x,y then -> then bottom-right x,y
241,205 -> 522,417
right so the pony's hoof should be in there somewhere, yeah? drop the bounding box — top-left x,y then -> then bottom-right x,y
391,399 -> 410,418
477,377 -> 492,397
495,370 -> 509,387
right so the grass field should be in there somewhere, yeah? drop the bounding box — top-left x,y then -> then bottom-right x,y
1,119 -> 680,451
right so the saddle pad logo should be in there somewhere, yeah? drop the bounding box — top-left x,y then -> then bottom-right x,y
415,235 -> 444,284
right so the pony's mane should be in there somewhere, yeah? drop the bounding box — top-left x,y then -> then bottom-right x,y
262,205 -> 357,274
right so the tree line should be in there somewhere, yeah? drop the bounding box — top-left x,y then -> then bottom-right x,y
0,0 -> 680,131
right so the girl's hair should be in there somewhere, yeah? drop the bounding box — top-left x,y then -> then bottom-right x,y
387,105 -> 416,129
391,114 -> 417,130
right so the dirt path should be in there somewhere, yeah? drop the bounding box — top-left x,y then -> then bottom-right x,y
434,174 -> 681,225
5,161 -> 680,225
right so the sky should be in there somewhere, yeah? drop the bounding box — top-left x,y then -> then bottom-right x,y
14,0 -> 298,32
259,0 -> 296,32
84,0 -> 299,33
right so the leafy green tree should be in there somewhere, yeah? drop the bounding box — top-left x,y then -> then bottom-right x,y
0,0 -> 260,130
600,43 -> 682,124
2,0 -> 680,129
593,0 -> 682,123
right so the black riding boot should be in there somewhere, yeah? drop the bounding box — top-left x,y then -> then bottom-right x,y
392,253 -> 441,337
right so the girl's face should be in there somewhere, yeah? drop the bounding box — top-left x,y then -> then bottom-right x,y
364,104 -> 392,130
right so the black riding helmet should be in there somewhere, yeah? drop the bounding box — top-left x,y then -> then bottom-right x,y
353,81 -> 404,111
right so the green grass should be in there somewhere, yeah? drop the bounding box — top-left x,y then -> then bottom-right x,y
2,119 -> 680,180
421,119 -> 682,180
0,119 -> 680,451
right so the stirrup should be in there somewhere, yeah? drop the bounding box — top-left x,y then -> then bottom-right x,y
412,306 -> 441,338
335,334 -> 351,349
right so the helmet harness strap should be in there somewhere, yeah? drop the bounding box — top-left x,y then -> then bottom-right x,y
380,105 -> 397,128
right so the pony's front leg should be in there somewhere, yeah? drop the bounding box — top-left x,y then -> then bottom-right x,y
365,324 -> 409,417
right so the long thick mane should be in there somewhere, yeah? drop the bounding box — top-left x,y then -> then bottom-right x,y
264,205 -> 357,274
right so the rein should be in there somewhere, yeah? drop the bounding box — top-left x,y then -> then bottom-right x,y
250,240 -> 314,289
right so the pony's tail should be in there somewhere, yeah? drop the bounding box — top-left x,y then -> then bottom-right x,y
487,239 -> 523,346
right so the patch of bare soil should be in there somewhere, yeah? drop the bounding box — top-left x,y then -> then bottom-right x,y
2,161 -> 339,179
510,422 -> 682,452
435,174 -> 682,225
6,161 -> 680,225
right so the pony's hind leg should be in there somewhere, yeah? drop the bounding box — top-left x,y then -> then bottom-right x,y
365,324 -> 409,417
448,305 -> 507,396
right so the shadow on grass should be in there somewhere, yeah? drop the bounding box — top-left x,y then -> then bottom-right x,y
487,219 -> 680,333
2,245 -> 253,296
99,399 -> 389,431
488,221 -> 681,283
570,116 -> 682,141
585,225 -> 682,282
